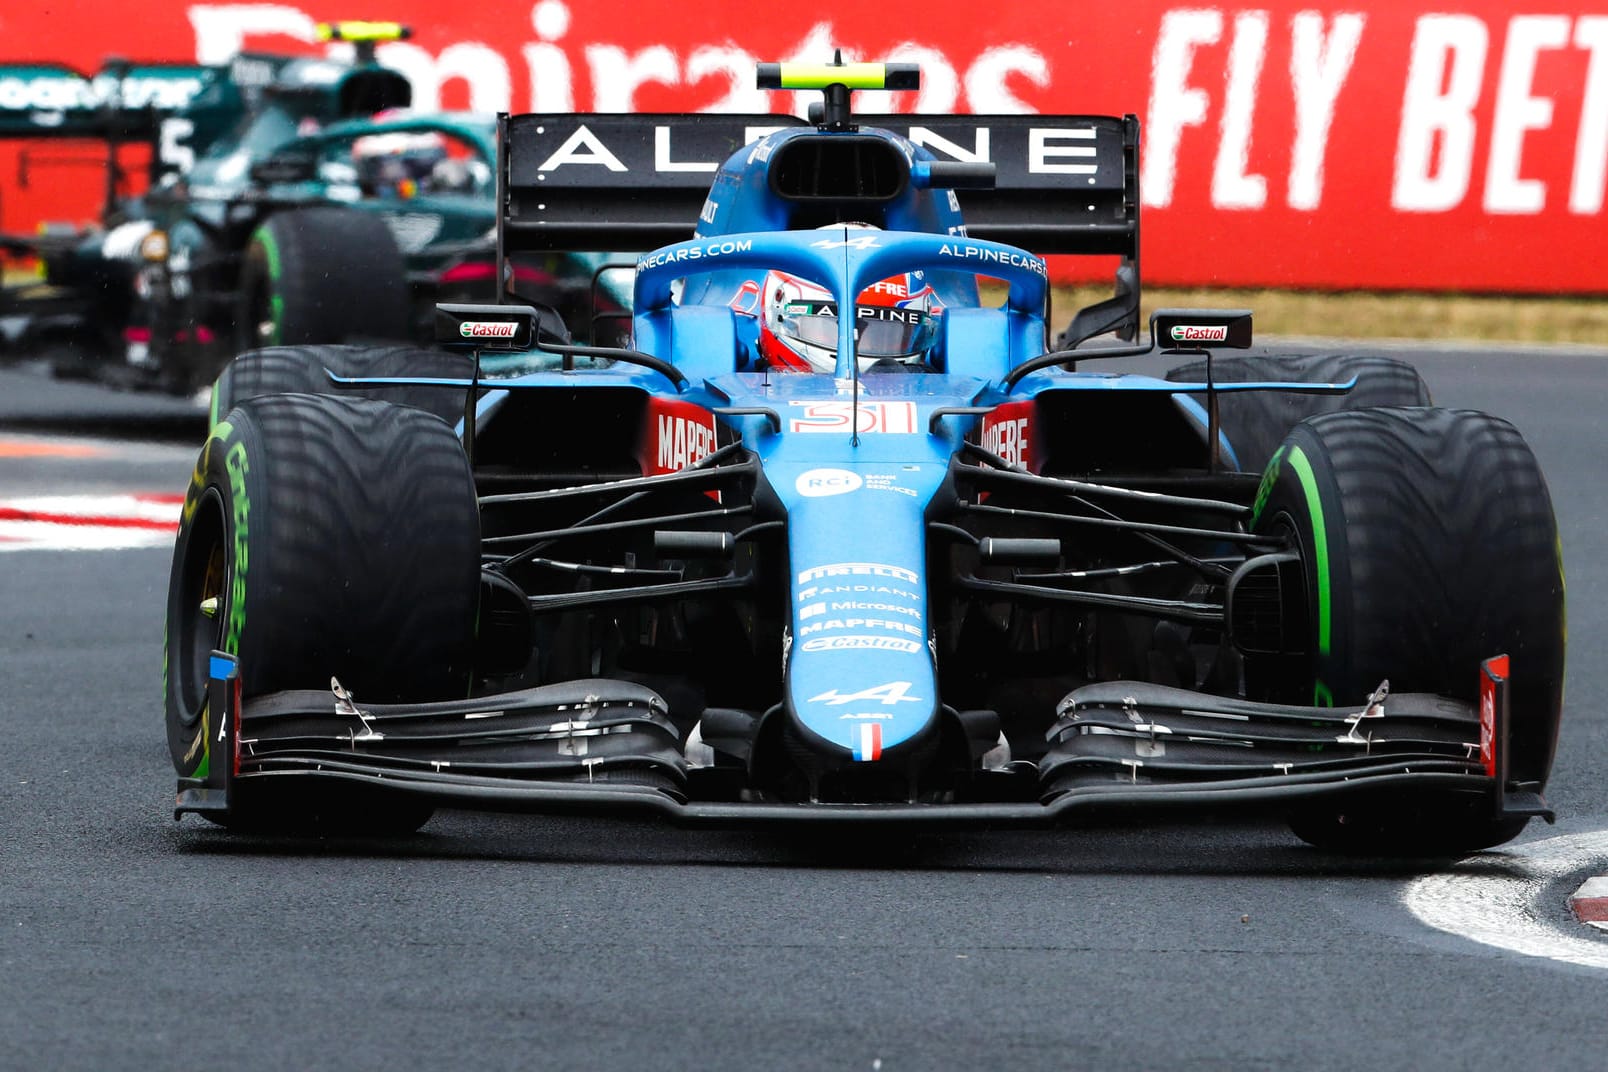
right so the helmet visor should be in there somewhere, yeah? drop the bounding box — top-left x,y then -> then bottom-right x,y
778,301 -> 936,359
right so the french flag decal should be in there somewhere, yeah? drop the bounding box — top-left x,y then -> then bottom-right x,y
852,723 -> 883,762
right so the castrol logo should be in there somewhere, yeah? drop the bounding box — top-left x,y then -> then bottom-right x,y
459,321 -> 518,339
1169,324 -> 1228,342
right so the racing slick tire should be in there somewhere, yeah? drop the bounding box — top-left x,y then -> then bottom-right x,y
209,344 -> 476,428
1250,407 -> 1565,855
235,207 -> 410,354
165,393 -> 480,834
1167,353 -> 1430,473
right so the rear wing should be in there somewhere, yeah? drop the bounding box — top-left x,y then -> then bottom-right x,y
0,63 -> 212,140
500,111 -> 1139,260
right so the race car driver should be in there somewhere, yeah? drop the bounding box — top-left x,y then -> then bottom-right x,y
731,268 -> 944,373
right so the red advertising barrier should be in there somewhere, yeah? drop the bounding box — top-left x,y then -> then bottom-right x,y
1,1 -> 1605,292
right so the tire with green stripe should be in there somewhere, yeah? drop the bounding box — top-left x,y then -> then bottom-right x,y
210,344 -> 476,429
1251,406 -> 1565,854
235,207 -> 410,354
1167,353 -> 1431,472
165,393 -> 480,834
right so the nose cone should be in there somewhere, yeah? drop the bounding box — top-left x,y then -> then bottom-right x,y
776,460 -> 944,765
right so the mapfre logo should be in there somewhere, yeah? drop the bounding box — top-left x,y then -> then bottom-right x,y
459,321 -> 518,338
1169,324 -> 1228,342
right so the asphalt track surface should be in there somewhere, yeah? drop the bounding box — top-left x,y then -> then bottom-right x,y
3,344 -> 1608,1071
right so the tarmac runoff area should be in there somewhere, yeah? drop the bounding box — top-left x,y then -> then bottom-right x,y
1404,829 -> 1608,970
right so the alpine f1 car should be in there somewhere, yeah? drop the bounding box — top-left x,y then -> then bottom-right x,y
0,23 -> 626,393
166,61 -> 1566,855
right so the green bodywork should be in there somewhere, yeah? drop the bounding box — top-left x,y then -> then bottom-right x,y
0,50 -> 632,390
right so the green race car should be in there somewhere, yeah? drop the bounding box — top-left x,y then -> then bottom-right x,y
0,22 -> 628,393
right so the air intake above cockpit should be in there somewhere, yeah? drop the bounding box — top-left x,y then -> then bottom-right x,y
768,136 -> 907,202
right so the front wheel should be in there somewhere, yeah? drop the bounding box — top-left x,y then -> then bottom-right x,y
1251,407 -> 1565,854
165,393 -> 481,834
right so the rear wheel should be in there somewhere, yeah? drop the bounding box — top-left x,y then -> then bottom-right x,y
235,207 -> 410,354
209,344 -> 475,428
1167,352 -> 1430,472
1250,407 -> 1565,854
166,393 -> 481,834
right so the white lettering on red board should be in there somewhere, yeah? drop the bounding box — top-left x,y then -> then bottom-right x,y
655,412 -> 716,472
1143,9 -> 1364,211
1215,9 -> 1269,211
187,1 -> 1049,114
1394,14 -> 1608,215
980,414 -> 1029,468
1138,7 -> 1606,219
1289,12 -> 1367,211
979,401 -> 1033,469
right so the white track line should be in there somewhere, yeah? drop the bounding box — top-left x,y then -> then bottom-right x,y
1402,829 -> 1608,969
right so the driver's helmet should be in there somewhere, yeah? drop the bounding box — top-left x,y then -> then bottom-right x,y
351,128 -> 447,197
750,270 -> 943,373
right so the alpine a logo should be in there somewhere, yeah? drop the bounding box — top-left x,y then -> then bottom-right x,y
1170,324 -> 1228,342
459,321 -> 518,339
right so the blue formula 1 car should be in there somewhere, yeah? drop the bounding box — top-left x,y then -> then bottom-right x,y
164,61 -> 1566,855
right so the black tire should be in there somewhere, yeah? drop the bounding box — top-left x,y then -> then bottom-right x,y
235,207 -> 410,353
166,393 -> 481,834
1167,353 -> 1431,472
1251,407 -> 1565,854
210,344 -> 476,428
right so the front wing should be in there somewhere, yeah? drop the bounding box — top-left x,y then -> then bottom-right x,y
176,652 -> 1551,829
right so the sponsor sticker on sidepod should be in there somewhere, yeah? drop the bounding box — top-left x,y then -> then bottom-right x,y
796,468 -> 862,497
1169,324 -> 1228,343
460,321 -> 519,339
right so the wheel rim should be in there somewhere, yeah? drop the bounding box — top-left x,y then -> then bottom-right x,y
1247,509 -> 1320,704
173,487 -> 229,728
